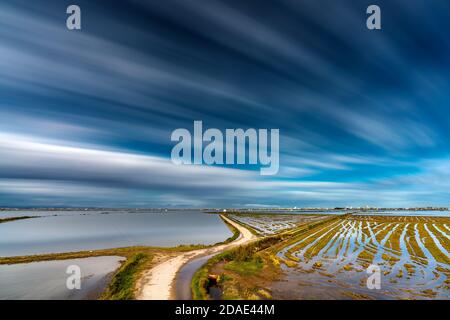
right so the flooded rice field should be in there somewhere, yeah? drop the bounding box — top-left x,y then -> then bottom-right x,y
229,214 -> 328,235
273,215 -> 450,299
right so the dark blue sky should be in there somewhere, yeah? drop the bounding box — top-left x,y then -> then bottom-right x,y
1,0 -> 449,207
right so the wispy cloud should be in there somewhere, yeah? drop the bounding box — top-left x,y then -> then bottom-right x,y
0,0 -> 449,206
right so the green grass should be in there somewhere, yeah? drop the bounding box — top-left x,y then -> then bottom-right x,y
192,264 -> 211,300
101,253 -> 151,300
224,258 -> 263,276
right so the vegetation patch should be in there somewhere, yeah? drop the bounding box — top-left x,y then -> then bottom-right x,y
101,253 -> 151,300
224,258 -> 263,276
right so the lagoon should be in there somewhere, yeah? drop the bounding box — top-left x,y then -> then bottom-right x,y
0,210 -> 232,257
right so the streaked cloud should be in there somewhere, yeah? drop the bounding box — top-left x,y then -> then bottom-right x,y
0,0 -> 449,207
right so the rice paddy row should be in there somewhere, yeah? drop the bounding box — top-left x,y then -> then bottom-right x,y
274,215 -> 450,299
230,214 -> 329,236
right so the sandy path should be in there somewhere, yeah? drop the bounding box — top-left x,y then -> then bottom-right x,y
136,215 -> 257,300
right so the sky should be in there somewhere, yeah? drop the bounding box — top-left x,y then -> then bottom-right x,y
0,0 -> 449,208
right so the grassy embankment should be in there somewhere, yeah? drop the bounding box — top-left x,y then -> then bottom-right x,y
0,244 -> 208,265
100,252 -> 151,300
192,214 -> 346,300
0,216 -> 35,224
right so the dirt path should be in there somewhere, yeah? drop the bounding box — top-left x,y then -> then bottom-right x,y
136,215 -> 257,300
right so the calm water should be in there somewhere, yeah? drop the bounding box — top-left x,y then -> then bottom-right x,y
0,210 -> 232,257
0,256 -> 124,300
